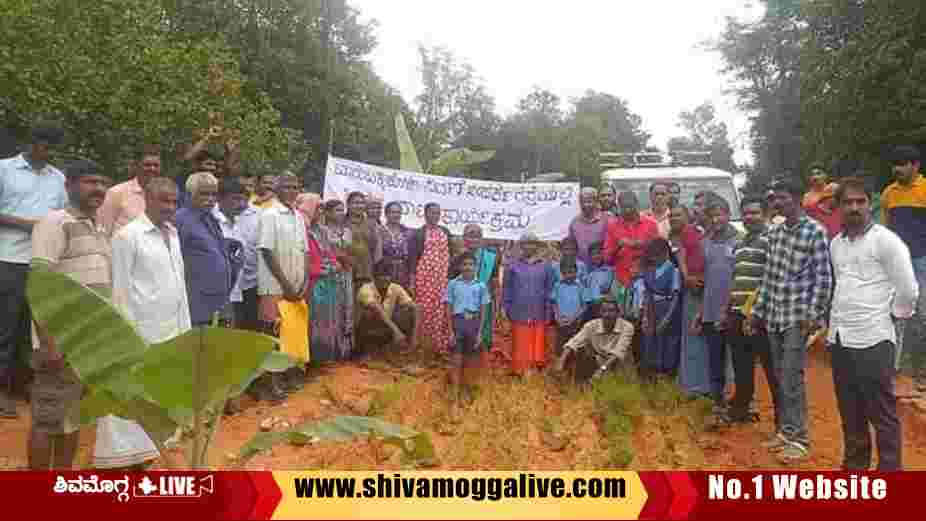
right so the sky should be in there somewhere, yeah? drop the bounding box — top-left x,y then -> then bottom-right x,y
350,0 -> 765,166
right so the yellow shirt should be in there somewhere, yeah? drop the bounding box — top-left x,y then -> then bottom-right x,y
357,281 -> 413,318
250,194 -> 279,210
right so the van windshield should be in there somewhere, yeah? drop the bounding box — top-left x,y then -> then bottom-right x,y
604,177 -> 741,220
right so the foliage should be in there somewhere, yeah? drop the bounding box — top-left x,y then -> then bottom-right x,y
238,416 -> 435,467
712,0 -> 801,192
668,102 -> 737,173
26,269 -> 278,467
0,0 -> 299,178
394,112 -> 494,176
801,0 -> 926,190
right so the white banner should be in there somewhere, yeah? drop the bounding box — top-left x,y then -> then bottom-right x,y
323,156 -> 579,241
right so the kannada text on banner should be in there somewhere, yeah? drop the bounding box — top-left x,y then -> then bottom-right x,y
323,155 -> 580,241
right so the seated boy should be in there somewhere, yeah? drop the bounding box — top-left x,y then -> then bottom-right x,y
552,258 -> 586,356
553,297 -> 635,385
355,260 -> 417,359
445,253 -> 491,403
584,241 -> 615,321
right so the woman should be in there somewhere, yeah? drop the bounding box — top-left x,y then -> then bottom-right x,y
503,232 -> 553,376
381,201 -> 412,289
636,239 -> 683,379
345,192 -> 381,286
673,206 -> 712,399
315,199 -> 354,360
407,202 -> 452,354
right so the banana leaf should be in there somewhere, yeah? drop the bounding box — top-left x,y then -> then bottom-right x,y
238,416 -> 436,466
26,269 -> 148,387
136,327 -> 277,413
80,388 -> 179,446
429,148 -> 495,177
228,350 -> 295,399
395,113 -> 423,173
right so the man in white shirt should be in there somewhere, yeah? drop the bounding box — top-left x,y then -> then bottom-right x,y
828,177 -> 919,471
112,177 -> 191,344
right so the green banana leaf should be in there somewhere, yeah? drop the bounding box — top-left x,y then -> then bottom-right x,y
80,388 -> 179,446
26,269 -> 148,387
238,416 -> 436,466
136,327 -> 277,414
395,113 -> 423,173
228,350 -> 295,399
428,148 -> 495,177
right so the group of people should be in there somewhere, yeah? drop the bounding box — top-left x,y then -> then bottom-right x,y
1,122 -> 924,472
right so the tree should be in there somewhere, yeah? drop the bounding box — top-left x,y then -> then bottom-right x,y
0,0 -> 298,177
672,101 -> 737,173
712,0 -> 801,193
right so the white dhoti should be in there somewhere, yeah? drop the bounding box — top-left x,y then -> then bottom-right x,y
93,414 -> 159,469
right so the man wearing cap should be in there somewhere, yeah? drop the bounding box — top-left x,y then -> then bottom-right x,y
568,187 -> 610,266
881,145 -> 926,394
0,123 -> 68,418
98,144 -> 162,236
29,159 -> 111,468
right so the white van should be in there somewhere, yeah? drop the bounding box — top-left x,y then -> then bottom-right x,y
600,152 -> 742,228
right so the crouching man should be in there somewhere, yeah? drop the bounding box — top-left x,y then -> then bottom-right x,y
553,297 -> 635,385
355,260 -> 417,359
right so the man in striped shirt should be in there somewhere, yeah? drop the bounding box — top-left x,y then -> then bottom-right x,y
723,196 -> 780,426
750,180 -> 833,463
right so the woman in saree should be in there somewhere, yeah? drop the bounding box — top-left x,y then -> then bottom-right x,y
313,199 -> 354,361
407,202 -> 452,354
381,201 -> 413,289
636,238 -> 683,380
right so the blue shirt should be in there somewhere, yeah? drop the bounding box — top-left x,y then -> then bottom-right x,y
0,154 -> 67,263
444,277 -> 490,316
551,279 -> 585,320
585,265 -> 615,303
551,258 -> 588,286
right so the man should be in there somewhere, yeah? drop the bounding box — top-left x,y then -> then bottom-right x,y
98,144 -> 162,236
696,195 -> 739,409
111,177 -> 191,344
642,182 -> 672,239
828,176 -> 918,471
750,180 -> 832,463
258,173 -> 308,392
214,178 -> 261,332
0,123 -> 68,418
599,185 -> 618,216
238,176 -> 256,200
356,260 -> 417,358
29,159 -> 111,468
802,163 -> 830,211
176,172 -> 240,327
107,176 -> 187,469
603,191 -> 660,290
880,145 -> 926,394
251,173 -> 278,210
553,297 -> 635,384
692,191 -> 709,232
568,187 -> 610,265
725,197 -> 780,426
805,183 -> 843,240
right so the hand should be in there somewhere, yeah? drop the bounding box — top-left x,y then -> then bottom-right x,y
723,383 -> 735,401
616,239 -> 626,249
685,275 -> 704,291
283,283 -> 302,302
628,239 -> 643,249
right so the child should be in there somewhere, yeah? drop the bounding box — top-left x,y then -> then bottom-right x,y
637,238 -> 684,381
552,237 -> 588,286
445,253 -> 491,404
552,259 -> 587,356
584,241 -> 615,321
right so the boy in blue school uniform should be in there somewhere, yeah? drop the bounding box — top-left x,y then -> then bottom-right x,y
552,259 -> 587,356
445,253 -> 491,405
552,237 -> 588,285
584,241 -> 615,321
